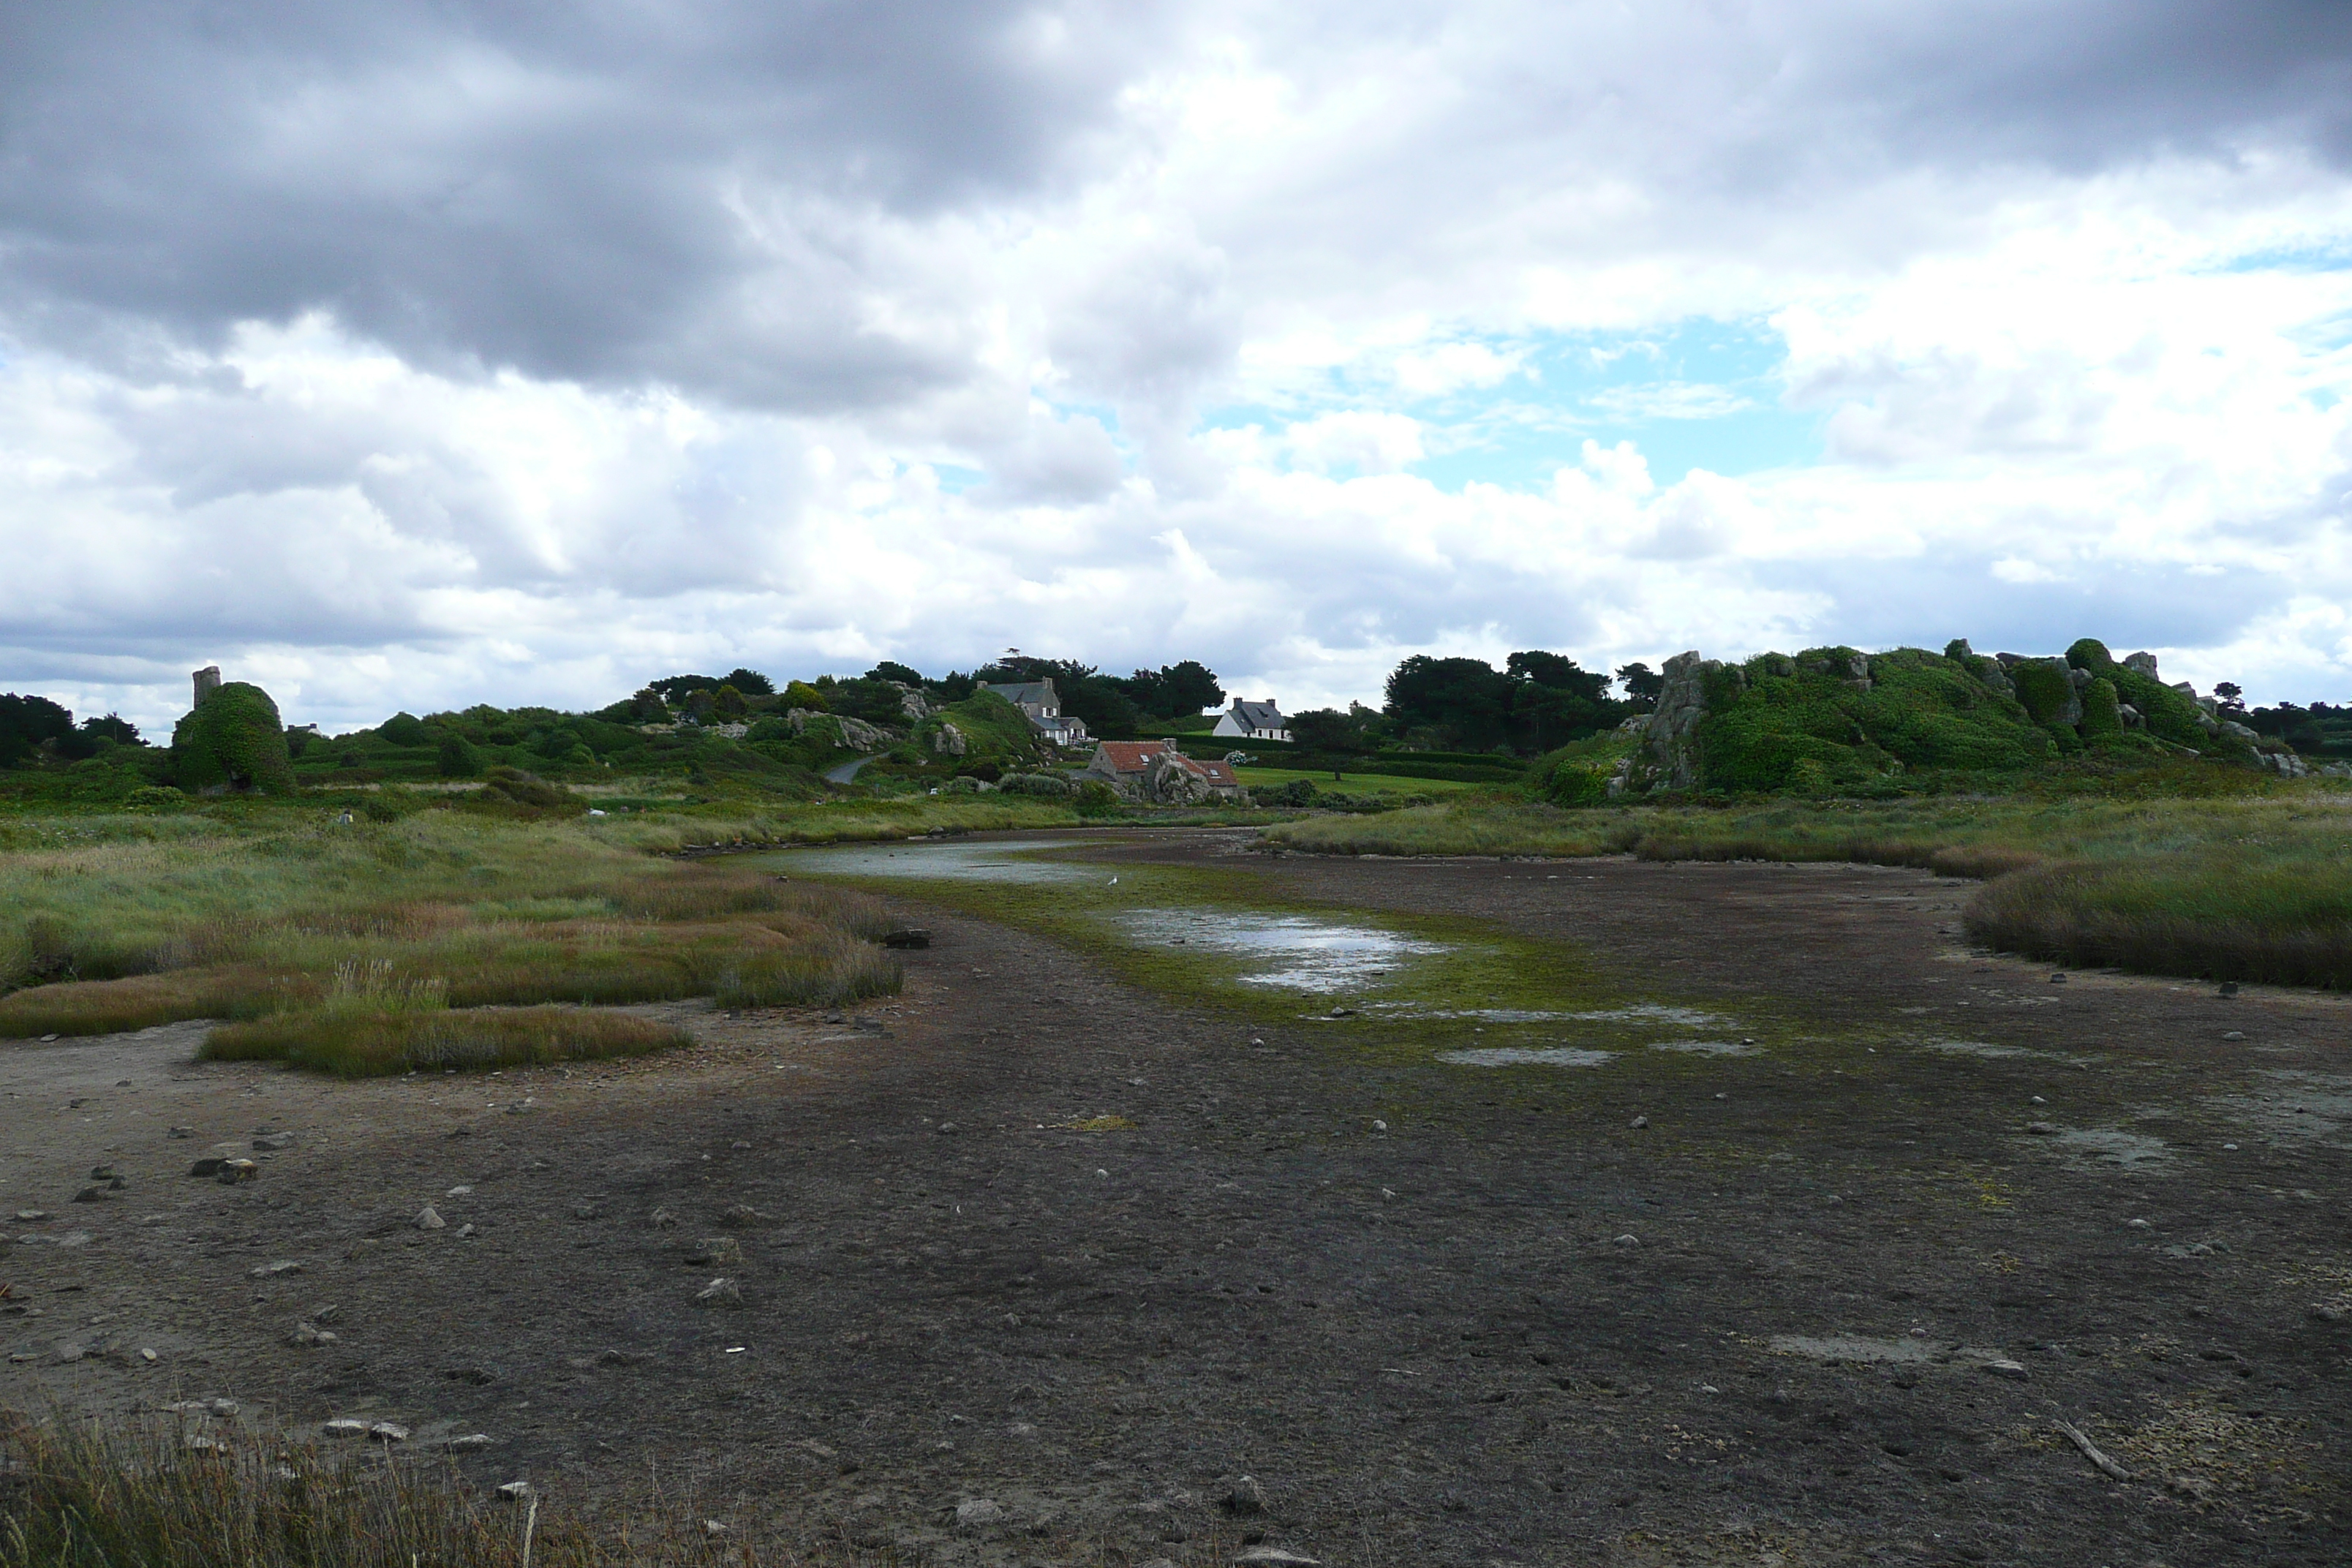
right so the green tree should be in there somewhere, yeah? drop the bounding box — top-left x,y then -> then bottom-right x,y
171,682 -> 295,794
722,667 -> 775,696
1615,663 -> 1664,706
867,660 -> 925,687
713,684 -> 749,720
0,694 -> 74,767
1384,656 -> 1515,750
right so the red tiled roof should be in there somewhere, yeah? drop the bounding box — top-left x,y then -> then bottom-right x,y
1093,741 -> 1172,774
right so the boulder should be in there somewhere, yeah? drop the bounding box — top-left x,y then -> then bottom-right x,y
930,721 -> 968,757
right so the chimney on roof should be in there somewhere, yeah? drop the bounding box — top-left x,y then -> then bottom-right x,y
192,666 -> 222,706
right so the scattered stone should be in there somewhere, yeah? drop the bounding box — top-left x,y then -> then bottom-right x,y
313,1304 -> 343,1324
572,1204 -> 600,1221
1980,1359 -> 2029,1380
2218,981 -> 2240,997
2048,973 -> 2067,985
39,1033 -> 59,1043
458,1223 -> 477,1237
695,1277 -> 743,1308
15,1210 -> 49,1222
443,1433 -> 494,1451
2127,1218 -> 2152,1229
2309,1303 -> 2345,1324
249,1260 -> 304,1278
289,1323 -> 337,1346
688,1237 -> 742,1267
937,1122 -> 960,1136
323,1418 -> 371,1439
719,1204 -> 767,1227
595,1348 -> 645,1366
71,1187 -> 110,1203
702,1520 -> 730,1538
1221,1477 -> 1268,1516
167,1126 -> 193,1139
209,1398 -> 238,1416
1613,1234 -> 1641,1248
505,1100 -> 537,1115
54,1343 -> 86,1364
2027,1122 -> 2059,1135
367,1422 -> 410,1443
1629,1115 -> 1649,1130
955,1499 -> 1007,1529
185,1158 -> 225,1177
415,1205 -> 446,1231
252,1134 -> 294,1151
882,928 -> 931,949
140,1348 -> 158,1362
216,1159 -> 257,1184
1234,1550 -> 1319,1567
89,1165 -> 118,1181
649,1207 -> 677,1228
443,1365 -> 498,1385
2223,1030 -> 2246,1041
445,1185 -> 472,1197
497,1481 -> 535,1501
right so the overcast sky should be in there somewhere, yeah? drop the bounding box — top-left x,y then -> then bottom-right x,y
7,1 -> 2352,733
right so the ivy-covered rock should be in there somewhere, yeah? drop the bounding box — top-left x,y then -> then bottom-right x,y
170,682 -> 295,794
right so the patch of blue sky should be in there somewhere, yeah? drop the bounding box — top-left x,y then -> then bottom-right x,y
2208,241 -> 2352,276
929,462 -> 985,494
1202,316 -> 1825,489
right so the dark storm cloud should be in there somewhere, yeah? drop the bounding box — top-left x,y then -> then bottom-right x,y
0,0 -> 1169,407
7,1 -> 2351,421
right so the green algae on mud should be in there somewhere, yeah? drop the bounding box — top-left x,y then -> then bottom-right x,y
764,834 -> 1850,1098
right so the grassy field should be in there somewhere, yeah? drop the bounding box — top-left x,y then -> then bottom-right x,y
1231,765 -> 1489,799
1263,781 -> 2352,988
0,803 -> 908,1072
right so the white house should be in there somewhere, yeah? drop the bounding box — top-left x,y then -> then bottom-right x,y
1212,698 -> 1289,742
980,679 -> 1091,747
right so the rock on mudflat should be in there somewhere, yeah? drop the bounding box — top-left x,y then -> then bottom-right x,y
695,1277 -> 743,1308
323,1419 -> 371,1438
415,1205 -> 446,1230
1980,1358 -> 2029,1380
687,1237 -> 742,1266
954,1499 -> 1007,1529
1235,1551 -> 1320,1567
1221,1477 -> 1268,1517
216,1159 -> 258,1184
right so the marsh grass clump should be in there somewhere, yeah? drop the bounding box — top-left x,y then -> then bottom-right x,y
0,814 -> 904,1053
203,1004 -> 693,1076
1966,851 -> 2352,990
707,932 -> 902,1009
0,1415 -> 598,1568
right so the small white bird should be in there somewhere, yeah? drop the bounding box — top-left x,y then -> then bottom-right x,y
1108,876 -> 1119,885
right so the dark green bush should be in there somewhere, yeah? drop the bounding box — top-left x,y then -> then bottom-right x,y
437,734 -> 484,777
170,682 -> 295,794
2080,676 -> 2124,738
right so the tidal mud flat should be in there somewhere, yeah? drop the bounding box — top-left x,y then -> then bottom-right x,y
5,829 -> 2349,1564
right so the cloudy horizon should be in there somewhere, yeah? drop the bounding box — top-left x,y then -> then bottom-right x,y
7,0 -> 2352,736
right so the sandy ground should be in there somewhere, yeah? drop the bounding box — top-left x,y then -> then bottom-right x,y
4,832 -> 2349,1566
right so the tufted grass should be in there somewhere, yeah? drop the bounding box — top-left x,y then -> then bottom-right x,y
0,813 -> 904,1054
1263,788 -> 2352,989
202,1004 -> 696,1077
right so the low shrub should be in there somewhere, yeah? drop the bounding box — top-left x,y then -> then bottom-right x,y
203,1003 -> 692,1076
706,932 -> 902,1009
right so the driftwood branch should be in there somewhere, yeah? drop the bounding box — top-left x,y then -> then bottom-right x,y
2053,1417 -> 2135,1482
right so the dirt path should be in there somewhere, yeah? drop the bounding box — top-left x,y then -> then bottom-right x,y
4,833 -> 2348,1565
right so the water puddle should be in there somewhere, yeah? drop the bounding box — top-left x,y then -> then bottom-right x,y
772,838 -> 1098,885
1648,1039 -> 1757,1057
1437,1047 -> 1616,1068
1364,1003 -> 1740,1027
1115,909 -> 1448,993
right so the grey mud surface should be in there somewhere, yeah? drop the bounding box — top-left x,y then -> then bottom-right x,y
4,830 -> 2350,1565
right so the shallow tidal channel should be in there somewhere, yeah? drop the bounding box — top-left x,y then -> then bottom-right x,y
764,834 -> 1795,1084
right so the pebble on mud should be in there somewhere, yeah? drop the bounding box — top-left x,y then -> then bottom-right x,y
1980,1359 -> 2029,1379
1613,1233 -> 1641,1248
1629,1115 -> 1649,1130
369,1422 -> 410,1443
323,1419 -> 371,1438
498,1481 -> 535,1501
415,1205 -> 446,1231
1221,1477 -> 1268,1516
695,1277 -> 743,1307
216,1159 -> 257,1184
2223,1030 -> 2246,1041
688,1237 -> 743,1266
249,1260 -> 303,1278
954,1499 -> 1006,1529
1234,1550 -> 1319,1567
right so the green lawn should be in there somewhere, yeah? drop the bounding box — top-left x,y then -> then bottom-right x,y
1233,766 -> 1490,799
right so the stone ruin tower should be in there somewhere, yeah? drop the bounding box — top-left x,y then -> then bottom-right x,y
192,666 -> 222,707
